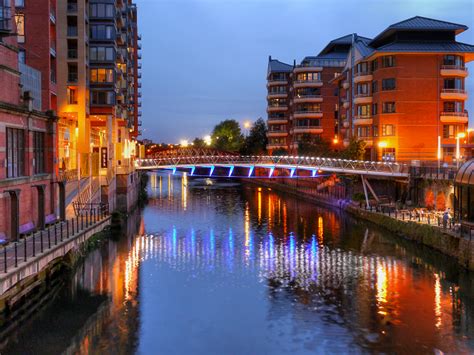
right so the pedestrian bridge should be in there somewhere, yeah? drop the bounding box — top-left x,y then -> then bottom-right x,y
135,148 -> 409,179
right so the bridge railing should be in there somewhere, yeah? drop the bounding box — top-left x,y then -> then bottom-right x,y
136,154 -> 410,176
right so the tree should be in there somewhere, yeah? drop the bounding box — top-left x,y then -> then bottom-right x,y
241,118 -> 268,155
192,137 -> 206,148
339,138 -> 367,160
297,134 -> 333,157
211,119 -> 244,152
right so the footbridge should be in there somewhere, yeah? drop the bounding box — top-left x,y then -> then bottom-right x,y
136,148 -> 409,179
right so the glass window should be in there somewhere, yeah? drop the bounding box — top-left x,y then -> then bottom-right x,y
356,62 -> 369,74
91,90 -> 115,105
443,125 -> 458,139
444,78 -> 464,90
33,131 -> 45,174
381,56 -> 395,68
443,101 -> 463,113
382,124 -> 395,136
357,104 -> 370,117
382,102 -> 396,113
90,68 -> 114,83
372,103 -> 378,115
357,126 -> 371,137
6,128 -> 25,178
443,55 -> 464,67
382,78 -> 396,90
67,87 -> 78,104
18,49 -> 25,63
15,13 -> 24,43
371,80 -> 378,93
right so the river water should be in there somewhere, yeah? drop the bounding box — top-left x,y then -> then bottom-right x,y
3,173 -> 474,354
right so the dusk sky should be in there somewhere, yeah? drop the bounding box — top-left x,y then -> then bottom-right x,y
136,0 -> 474,143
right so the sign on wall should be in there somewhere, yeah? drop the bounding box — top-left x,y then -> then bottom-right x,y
101,147 -> 108,168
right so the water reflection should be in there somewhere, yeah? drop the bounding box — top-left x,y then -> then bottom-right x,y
2,172 -> 474,354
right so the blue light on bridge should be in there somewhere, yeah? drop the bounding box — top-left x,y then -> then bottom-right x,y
209,166 -> 215,176
190,167 -> 196,176
228,166 -> 234,177
290,168 -> 296,178
172,167 -> 177,175
269,167 -> 275,178
248,166 -> 254,177
312,169 -> 317,177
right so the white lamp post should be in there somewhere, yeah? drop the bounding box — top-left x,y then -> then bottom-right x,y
456,132 -> 466,168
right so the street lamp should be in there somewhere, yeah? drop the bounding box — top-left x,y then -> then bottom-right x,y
456,132 -> 466,168
243,120 -> 251,136
204,135 -> 212,146
378,141 -> 387,161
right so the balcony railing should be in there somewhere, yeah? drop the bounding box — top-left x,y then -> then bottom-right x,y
268,129 -> 287,133
440,111 -> 468,117
441,88 -> 466,94
268,104 -> 288,108
441,65 -> 467,71
295,95 -> 321,99
354,71 -> 371,77
294,125 -> 322,129
294,80 -> 322,84
354,93 -> 371,98
294,110 -> 322,114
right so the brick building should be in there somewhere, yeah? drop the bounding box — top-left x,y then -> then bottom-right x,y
268,17 -> 474,163
0,0 -> 57,241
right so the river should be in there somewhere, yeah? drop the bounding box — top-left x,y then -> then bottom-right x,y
2,172 -> 474,354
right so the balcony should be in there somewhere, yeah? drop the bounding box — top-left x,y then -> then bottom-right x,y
293,79 -> 323,89
293,125 -> 323,134
267,117 -> 288,124
440,65 -> 468,77
116,51 -> 125,63
342,80 -> 350,90
267,92 -> 287,100
116,11 -> 125,28
440,111 -> 469,123
293,95 -> 322,104
293,65 -> 323,74
116,32 -> 126,45
138,120 -> 142,126
267,105 -> 288,112
353,93 -> 372,105
138,110 -> 142,116
341,98 -> 350,109
267,130 -> 288,138
293,110 -> 323,119
266,143 -> 288,150
440,88 -> 467,100
267,79 -> 288,87
354,71 -> 373,83
353,116 -> 373,125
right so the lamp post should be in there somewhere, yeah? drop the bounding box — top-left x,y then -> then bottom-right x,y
456,132 -> 466,169
437,135 -> 441,175
378,141 -> 387,161
243,121 -> 251,136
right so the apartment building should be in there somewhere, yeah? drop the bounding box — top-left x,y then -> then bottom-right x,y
334,16 -> 474,163
268,16 -> 474,163
14,0 -> 58,112
0,0 -> 57,241
55,0 -> 141,212
266,36 -> 351,153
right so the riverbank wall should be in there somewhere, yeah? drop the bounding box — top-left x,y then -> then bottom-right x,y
247,178 -> 474,271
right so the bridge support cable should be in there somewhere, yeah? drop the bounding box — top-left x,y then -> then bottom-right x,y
361,175 -> 380,209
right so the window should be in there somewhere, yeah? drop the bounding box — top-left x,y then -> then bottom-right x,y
444,78 -> 464,90
15,0 -> 24,6
443,101 -> 463,113
357,126 -> 371,137
443,55 -> 464,67
382,78 -> 396,91
91,90 -> 115,105
90,25 -> 114,40
67,87 -> 78,104
381,148 -> 396,161
357,104 -> 370,117
371,80 -> 378,93
371,59 -> 378,72
356,62 -> 369,74
297,103 -> 320,112
90,68 -> 114,83
297,72 -> 321,81
90,46 -> 115,61
356,83 -> 369,95
33,131 -> 45,174
381,56 -> 395,68
295,119 -> 320,127
372,103 -> 378,115
14,12 -> 24,43
382,102 -> 396,113
382,124 -> 395,136
373,125 -> 379,137
0,0 -> 12,32
68,63 -> 78,82
90,3 -> 114,18
6,128 -> 25,178
18,49 -> 25,64
443,125 -> 458,139
269,86 -> 286,94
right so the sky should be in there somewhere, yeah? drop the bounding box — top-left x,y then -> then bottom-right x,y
136,0 -> 474,143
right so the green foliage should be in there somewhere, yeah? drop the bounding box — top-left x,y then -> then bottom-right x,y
192,137 -> 206,148
241,118 -> 268,155
352,192 -> 366,202
297,134 -> 333,157
211,119 -> 244,152
339,138 -> 367,160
